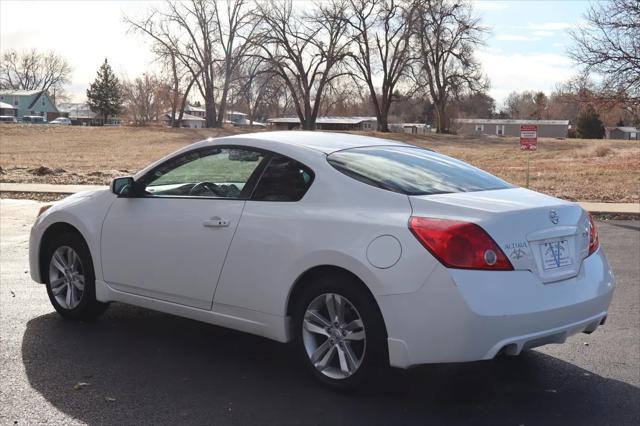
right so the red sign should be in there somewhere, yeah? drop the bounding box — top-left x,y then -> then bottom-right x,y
520,124 -> 538,151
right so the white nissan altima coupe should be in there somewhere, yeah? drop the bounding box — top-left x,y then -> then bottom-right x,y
29,131 -> 614,388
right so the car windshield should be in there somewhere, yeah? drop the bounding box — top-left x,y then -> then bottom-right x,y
327,146 -> 513,196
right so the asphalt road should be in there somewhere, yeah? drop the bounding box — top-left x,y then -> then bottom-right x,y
1,200 -> 638,426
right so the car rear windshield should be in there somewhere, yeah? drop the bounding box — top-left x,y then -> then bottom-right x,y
326,146 -> 513,196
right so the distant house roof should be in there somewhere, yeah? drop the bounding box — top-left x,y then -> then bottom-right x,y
184,104 -> 206,113
165,112 -> 206,121
453,118 -> 570,125
607,126 -> 638,133
0,89 -> 43,96
57,102 -> 94,118
268,116 -> 377,124
0,101 -> 16,109
453,118 -> 569,126
57,102 -> 88,112
228,117 -> 267,127
28,91 -> 46,109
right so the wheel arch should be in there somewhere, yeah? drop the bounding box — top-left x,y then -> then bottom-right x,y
285,265 -> 388,338
39,222 -> 89,283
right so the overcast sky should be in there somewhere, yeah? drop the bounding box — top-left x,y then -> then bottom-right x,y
0,0 -> 590,107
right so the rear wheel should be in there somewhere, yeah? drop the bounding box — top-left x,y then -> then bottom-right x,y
44,232 -> 108,320
292,275 -> 388,389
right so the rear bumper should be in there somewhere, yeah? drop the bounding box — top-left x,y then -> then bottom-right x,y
377,248 -> 615,368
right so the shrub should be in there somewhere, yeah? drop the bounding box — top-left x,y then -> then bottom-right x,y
576,106 -> 605,139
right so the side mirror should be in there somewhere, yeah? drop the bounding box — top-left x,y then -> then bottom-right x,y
110,176 -> 135,197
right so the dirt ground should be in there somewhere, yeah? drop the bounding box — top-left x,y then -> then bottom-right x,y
1,124 -> 638,202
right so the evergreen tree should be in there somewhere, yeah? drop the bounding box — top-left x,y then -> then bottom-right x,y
576,106 -> 605,139
86,59 -> 123,124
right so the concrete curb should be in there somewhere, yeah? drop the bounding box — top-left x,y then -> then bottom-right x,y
0,183 -> 107,194
578,202 -> 640,215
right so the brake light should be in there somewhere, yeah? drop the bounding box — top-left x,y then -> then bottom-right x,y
588,213 -> 599,256
409,217 -> 513,271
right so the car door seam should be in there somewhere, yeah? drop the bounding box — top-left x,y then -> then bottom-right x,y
210,200 -> 248,310
98,196 -> 119,282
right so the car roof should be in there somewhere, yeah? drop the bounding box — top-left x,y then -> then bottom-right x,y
134,131 -> 415,181
220,131 -> 409,154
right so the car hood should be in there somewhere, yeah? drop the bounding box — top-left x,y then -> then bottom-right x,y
46,189 -> 110,212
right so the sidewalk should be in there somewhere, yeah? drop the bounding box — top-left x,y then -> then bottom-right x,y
1,182 -> 638,215
0,183 -> 107,194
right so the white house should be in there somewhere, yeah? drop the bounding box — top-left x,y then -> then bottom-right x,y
268,116 -> 377,131
165,112 -> 206,129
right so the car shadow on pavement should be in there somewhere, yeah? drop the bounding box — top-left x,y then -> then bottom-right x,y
22,304 -> 640,426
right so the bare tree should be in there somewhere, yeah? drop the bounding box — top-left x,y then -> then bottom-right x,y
233,56 -> 279,125
548,76 -> 639,127
502,90 -> 538,119
320,77 -> 370,116
532,91 -> 548,119
123,73 -> 172,125
451,91 -> 495,119
0,49 -> 71,96
153,43 -> 191,128
346,0 -> 416,131
211,0 -> 259,126
127,1 -> 218,127
127,10 -> 196,127
569,0 -> 640,106
413,0 -> 486,133
254,0 -> 351,130
127,0 -> 256,128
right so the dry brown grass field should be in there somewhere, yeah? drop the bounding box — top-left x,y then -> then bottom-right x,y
1,124 -> 638,202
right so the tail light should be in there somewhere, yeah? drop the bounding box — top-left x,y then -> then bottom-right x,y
588,213 -> 599,256
409,217 -> 513,271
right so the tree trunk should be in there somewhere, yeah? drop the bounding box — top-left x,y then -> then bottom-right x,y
301,116 -> 315,130
216,64 -> 232,128
216,89 -> 227,128
301,98 -> 315,130
177,76 -> 197,128
204,84 -> 216,128
378,103 -> 390,132
170,55 -> 179,128
378,116 -> 389,132
436,102 -> 447,133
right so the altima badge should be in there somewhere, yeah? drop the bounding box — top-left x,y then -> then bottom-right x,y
549,210 -> 559,225
510,247 -> 526,260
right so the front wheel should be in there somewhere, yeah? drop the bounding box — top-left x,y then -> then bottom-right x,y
292,277 -> 388,389
44,232 -> 108,320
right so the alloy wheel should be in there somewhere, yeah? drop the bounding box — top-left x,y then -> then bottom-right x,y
302,293 -> 366,379
48,245 -> 85,309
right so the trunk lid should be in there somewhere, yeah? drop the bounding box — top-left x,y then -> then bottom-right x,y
409,188 -> 591,283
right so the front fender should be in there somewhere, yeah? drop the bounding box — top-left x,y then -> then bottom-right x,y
29,190 -> 116,283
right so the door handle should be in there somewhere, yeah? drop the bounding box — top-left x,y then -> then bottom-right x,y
203,217 -> 230,228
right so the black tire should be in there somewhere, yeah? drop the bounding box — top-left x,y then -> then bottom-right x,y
43,231 -> 109,320
292,273 -> 389,390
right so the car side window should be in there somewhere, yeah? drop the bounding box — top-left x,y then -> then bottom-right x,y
252,155 -> 314,201
143,147 -> 266,199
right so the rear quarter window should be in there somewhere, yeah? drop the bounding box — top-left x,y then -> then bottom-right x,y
326,146 -> 512,195
252,155 -> 314,201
